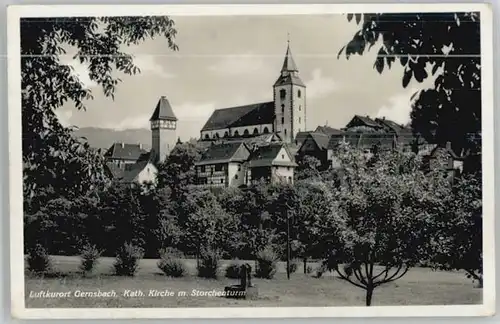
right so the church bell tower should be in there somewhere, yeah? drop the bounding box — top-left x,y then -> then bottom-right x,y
273,39 -> 306,143
150,96 -> 177,163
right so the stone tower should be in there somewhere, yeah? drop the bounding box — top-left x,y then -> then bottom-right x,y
273,41 -> 306,143
150,96 -> 177,163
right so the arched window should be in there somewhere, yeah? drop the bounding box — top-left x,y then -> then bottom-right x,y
224,131 -> 229,138
213,133 -> 218,139
281,104 -> 285,113
280,89 -> 286,99
284,129 -> 287,136
243,129 -> 250,137
253,128 -> 259,135
263,127 -> 269,134
204,134 -> 209,140
215,133 -> 220,139
234,130 -> 240,137
298,89 -> 301,98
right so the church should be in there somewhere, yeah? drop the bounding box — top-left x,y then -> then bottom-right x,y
200,42 -> 307,144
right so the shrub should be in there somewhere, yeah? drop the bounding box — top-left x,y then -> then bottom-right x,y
197,248 -> 220,279
157,249 -> 186,277
225,261 -> 241,279
255,247 -> 278,279
26,244 -> 52,274
79,243 -> 102,274
113,243 -> 144,276
288,260 -> 299,274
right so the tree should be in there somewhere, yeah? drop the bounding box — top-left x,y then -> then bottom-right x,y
296,155 -> 322,180
340,13 -> 481,154
432,173 -> 483,287
326,144 -> 451,306
21,16 -> 178,202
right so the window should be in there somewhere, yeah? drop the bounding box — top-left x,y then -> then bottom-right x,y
243,129 -> 249,136
288,176 -> 292,183
204,134 -> 209,139
298,89 -> 301,98
234,130 -> 240,137
281,104 -> 285,113
281,117 -> 285,124
299,117 -> 301,123
215,164 -> 223,171
280,89 -> 286,99
201,166 -> 206,172
299,105 -> 301,111
235,174 -> 239,180
287,166 -> 290,171
263,127 -> 269,134
224,131 -> 229,138
220,179 -> 224,184
282,154 -> 285,159
253,128 -> 259,135
238,164 -> 241,171
284,129 -> 287,136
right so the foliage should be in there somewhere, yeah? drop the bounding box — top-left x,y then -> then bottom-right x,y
340,12 -> 481,155
225,261 -> 242,279
79,243 -> 102,274
21,16 -> 178,204
113,243 -> 144,276
296,155 -> 322,180
431,173 -> 483,286
288,260 -> 299,274
197,248 -> 221,279
326,143 -> 451,306
26,244 -> 52,274
255,247 -> 278,279
157,249 -> 186,277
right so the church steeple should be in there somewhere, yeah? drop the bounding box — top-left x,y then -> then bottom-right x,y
274,39 -> 305,87
280,42 -> 299,73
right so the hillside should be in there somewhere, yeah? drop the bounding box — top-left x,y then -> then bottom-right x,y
72,127 -> 152,150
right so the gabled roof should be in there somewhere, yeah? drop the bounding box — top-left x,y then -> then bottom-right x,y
121,160 -> 152,183
346,115 -> 381,129
374,118 -> 411,134
308,132 -> 331,150
315,125 -> 343,135
201,102 -> 274,131
150,96 -> 178,121
249,143 -> 297,167
104,143 -> 147,161
327,132 -> 397,150
196,142 -> 250,166
295,131 -> 312,144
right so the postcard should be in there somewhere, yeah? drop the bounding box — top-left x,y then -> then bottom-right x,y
7,3 -> 495,319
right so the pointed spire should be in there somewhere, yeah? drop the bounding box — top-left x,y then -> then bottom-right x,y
280,36 -> 298,73
150,96 -> 178,121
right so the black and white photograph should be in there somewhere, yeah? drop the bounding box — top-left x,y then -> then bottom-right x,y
8,3 -> 495,319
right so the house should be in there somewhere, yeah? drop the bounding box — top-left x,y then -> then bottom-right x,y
296,132 -> 331,169
248,143 -> 297,185
200,42 -> 308,144
103,96 -> 179,185
195,142 -> 251,188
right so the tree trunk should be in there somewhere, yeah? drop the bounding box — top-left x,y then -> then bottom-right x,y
365,287 -> 374,306
303,258 -> 307,274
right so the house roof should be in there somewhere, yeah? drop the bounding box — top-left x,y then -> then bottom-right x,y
315,125 -> 343,135
309,132 -> 331,150
249,143 -> 297,167
295,131 -> 312,144
196,142 -> 249,166
346,115 -> 381,129
327,132 -> 397,149
201,101 -> 275,131
150,96 -> 178,121
104,143 -> 147,161
121,160 -> 151,183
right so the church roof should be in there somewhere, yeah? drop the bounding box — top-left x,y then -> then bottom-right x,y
150,96 -> 178,121
104,143 -> 147,161
201,101 -> 275,131
274,74 -> 306,87
281,44 -> 298,72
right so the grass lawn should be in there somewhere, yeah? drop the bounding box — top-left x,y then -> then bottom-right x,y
25,256 -> 482,308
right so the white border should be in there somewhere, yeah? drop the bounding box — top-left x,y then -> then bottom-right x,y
7,3 -> 495,319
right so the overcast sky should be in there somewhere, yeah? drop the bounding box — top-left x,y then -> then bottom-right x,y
56,14 -> 435,141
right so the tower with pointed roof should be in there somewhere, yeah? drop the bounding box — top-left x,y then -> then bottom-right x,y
150,96 -> 178,162
273,39 -> 306,144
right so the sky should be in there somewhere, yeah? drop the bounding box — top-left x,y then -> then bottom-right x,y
56,14 -> 435,141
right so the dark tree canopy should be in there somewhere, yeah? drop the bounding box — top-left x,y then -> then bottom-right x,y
21,16 -> 178,203
340,12 -> 481,155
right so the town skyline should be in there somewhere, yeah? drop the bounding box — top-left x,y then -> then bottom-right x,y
56,14 -> 435,141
